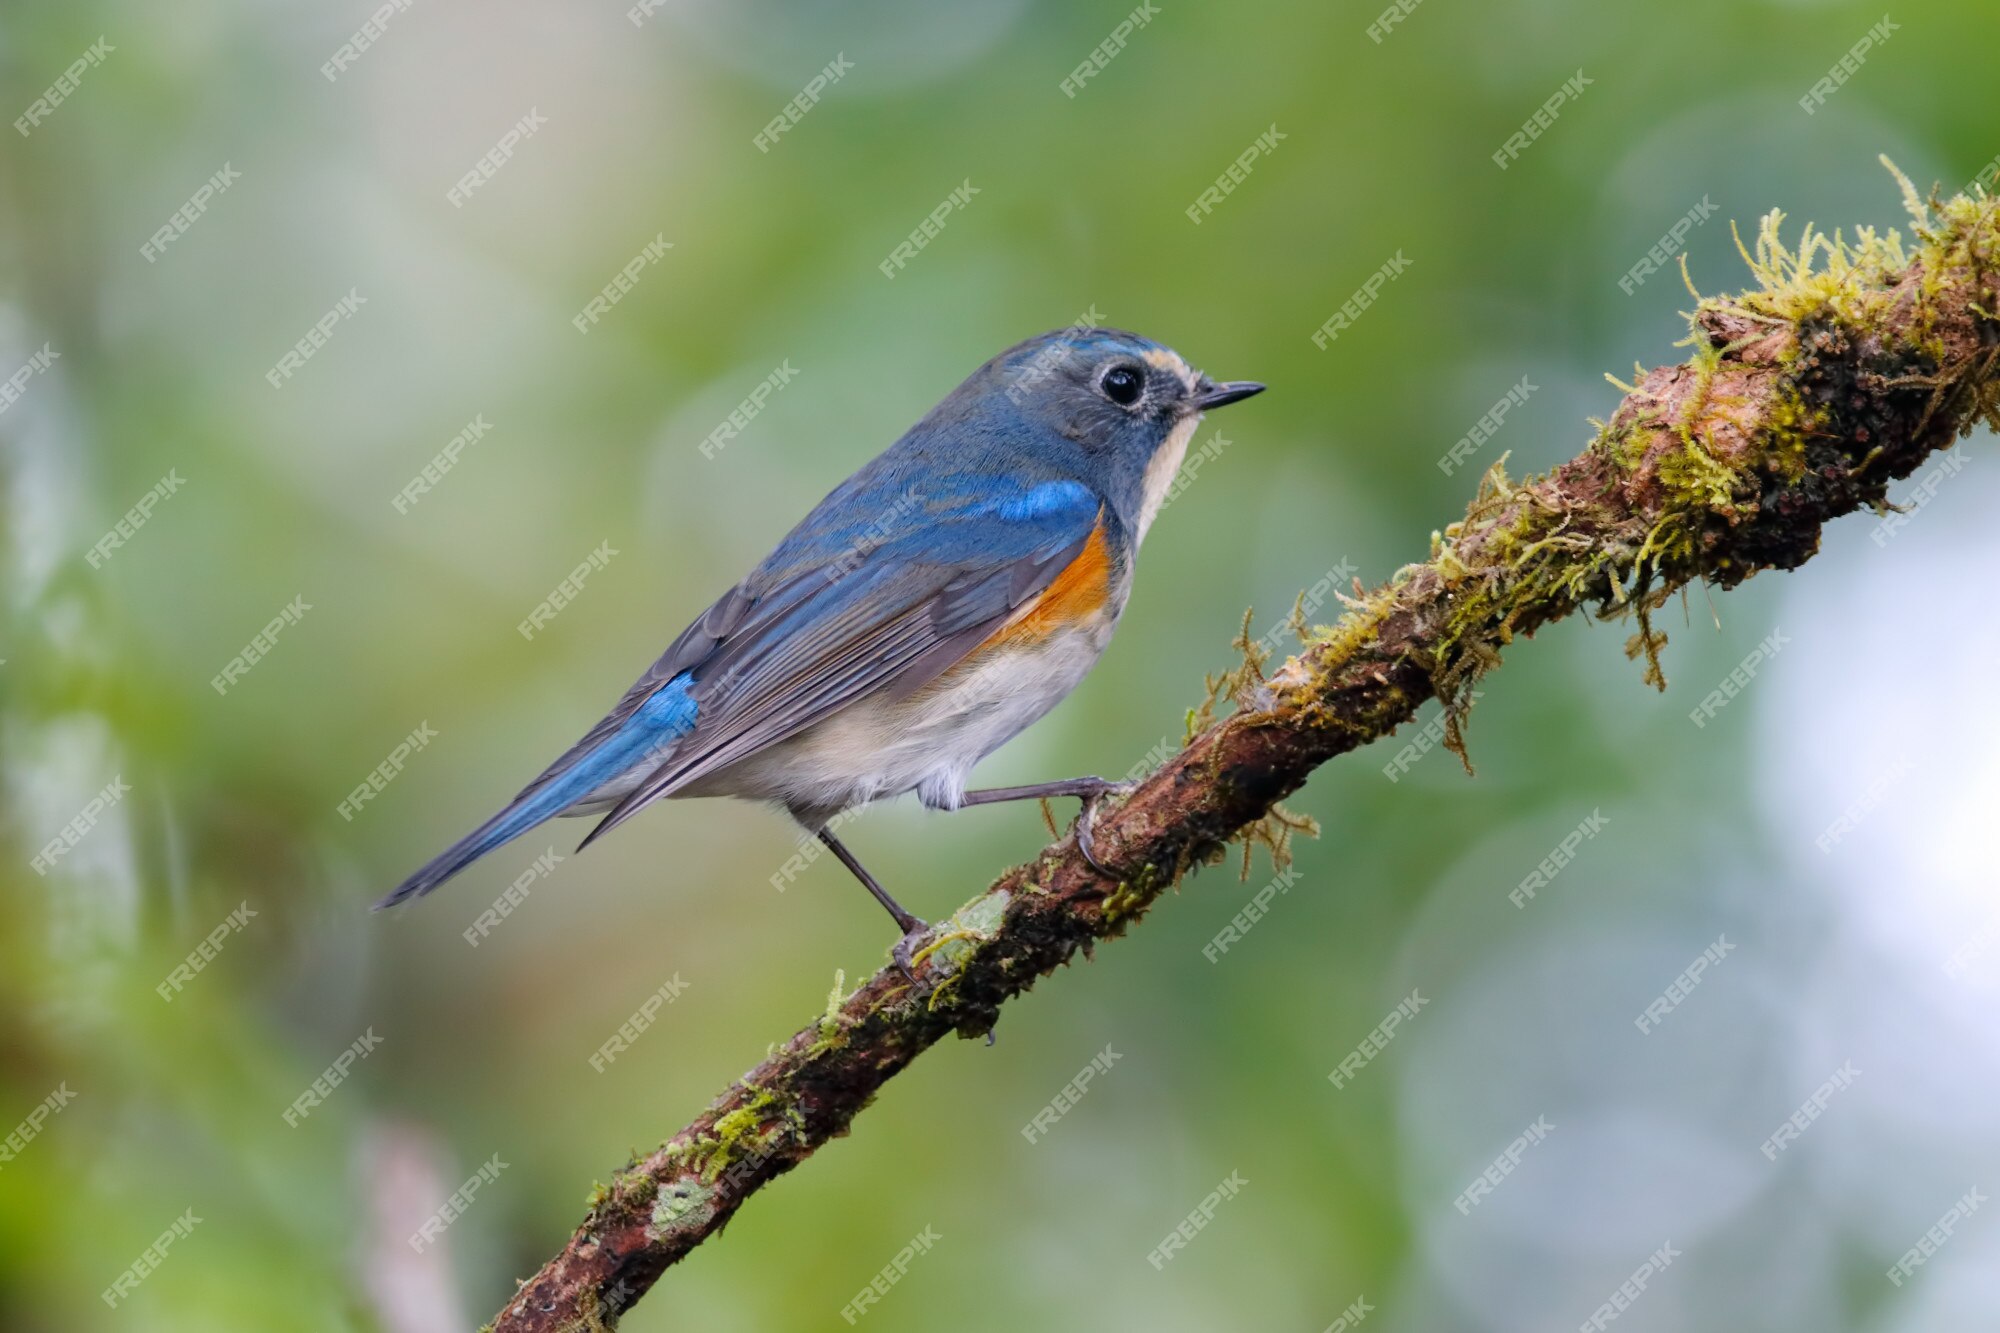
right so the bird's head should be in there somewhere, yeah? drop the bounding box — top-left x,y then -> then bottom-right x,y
972,327 -> 1264,539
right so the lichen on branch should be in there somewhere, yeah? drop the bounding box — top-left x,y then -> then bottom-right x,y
492,174 -> 1999,1333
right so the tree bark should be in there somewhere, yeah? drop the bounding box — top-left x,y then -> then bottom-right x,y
490,177 -> 1999,1332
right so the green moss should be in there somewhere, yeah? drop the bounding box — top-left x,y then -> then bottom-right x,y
1229,801 -> 1318,880
808,969 -> 849,1054
1416,173 -> 1994,724
613,1169 -> 659,1209
549,1290 -> 615,1333
1100,864 -> 1160,924
709,1104 -> 764,1152
696,1089 -> 789,1180
1756,385 -> 1822,484
1302,584 -> 1398,674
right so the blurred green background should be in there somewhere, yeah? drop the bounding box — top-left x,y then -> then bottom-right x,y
5,1 -> 2000,1329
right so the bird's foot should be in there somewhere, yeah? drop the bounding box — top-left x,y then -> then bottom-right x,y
891,920 -> 931,983
1072,778 -> 1138,877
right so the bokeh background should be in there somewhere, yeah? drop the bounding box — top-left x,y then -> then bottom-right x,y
5,1 -> 1999,1329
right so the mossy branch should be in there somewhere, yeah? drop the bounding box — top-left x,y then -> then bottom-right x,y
491,174 -> 2000,1332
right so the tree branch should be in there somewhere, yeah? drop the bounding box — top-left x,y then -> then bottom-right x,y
491,176 -> 2000,1332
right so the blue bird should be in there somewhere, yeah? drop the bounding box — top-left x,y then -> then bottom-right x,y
375,328 -> 1264,970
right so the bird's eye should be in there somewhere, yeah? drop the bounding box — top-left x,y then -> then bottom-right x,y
1099,364 -> 1145,407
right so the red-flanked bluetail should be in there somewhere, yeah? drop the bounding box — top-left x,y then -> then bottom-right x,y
376,329 -> 1264,972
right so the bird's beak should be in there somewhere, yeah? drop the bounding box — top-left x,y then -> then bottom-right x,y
1191,377 -> 1266,411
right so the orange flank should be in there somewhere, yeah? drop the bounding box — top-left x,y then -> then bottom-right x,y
984,518 -> 1115,650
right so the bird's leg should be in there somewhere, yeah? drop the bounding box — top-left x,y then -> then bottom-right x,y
816,828 -> 928,980
954,776 -> 1135,876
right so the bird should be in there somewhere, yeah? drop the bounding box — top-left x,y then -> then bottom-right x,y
374,328 -> 1264,972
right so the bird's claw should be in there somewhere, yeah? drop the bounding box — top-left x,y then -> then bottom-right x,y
891,921 -> 929,983
1074,779 -> 1135,877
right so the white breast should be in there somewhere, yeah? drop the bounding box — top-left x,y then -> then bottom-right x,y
1134,412 -> 1199,543
696,619 -> 1117,825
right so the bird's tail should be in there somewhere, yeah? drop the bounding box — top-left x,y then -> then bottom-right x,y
372,777 -> 581,910
373,674 -> 700,910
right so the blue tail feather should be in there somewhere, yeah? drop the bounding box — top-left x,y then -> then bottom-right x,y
372,675 -> 698,909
